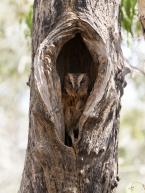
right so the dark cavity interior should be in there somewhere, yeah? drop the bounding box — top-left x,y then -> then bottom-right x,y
56,33 -> 98,88
56,33 -> 99,147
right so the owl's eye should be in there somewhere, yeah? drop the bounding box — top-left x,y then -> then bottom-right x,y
80,79 -> 85,84
68,80 -> 72,85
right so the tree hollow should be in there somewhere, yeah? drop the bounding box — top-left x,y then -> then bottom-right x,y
56,33 -> 97,88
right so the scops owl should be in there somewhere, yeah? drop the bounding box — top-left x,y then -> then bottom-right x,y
62,73 -> 89,146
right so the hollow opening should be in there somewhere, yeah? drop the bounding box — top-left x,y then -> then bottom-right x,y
65,131 -> 73,147
64,129 -> 79,147
56,33 -> 99,147
56,33 -> 98,88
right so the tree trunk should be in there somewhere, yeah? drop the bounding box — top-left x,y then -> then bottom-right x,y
19,1 -> 129,193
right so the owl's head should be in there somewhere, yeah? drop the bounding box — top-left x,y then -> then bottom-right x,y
64,73 -> 89,97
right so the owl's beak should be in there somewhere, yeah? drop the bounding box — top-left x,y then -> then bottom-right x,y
75,87 -> 79,92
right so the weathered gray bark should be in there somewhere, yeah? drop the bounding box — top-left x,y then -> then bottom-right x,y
19,1 -> 129,193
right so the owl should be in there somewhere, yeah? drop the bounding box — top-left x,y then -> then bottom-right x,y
62,73 -> 89,146
64,73 -> 89,97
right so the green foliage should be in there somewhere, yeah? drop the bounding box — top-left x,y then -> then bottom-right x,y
6,0 -> 33,36
121,0 -> 141,34
0,1 -> 32,82
18,4 -> 33,36
25,6 -> 33,35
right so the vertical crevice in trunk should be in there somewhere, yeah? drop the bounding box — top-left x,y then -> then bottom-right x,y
19,1 -> 130,193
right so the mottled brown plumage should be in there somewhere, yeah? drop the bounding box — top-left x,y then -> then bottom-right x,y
62,73 -> 89,145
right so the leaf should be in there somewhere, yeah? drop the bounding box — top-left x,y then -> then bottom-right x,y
121,0 -> 138,34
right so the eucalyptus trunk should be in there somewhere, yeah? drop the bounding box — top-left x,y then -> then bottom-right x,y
19,1 -> 129,193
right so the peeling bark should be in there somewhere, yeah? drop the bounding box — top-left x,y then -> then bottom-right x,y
19,1 -> 129,193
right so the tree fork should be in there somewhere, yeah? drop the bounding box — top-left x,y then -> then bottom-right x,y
19,1 -> 129,193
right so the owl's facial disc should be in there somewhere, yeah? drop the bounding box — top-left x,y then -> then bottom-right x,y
64,73 -> 89,96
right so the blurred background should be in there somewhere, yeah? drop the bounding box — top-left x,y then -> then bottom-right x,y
0,0 -> 145,193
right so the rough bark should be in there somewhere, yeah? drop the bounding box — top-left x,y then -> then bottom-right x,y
19,1 -> 129,193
